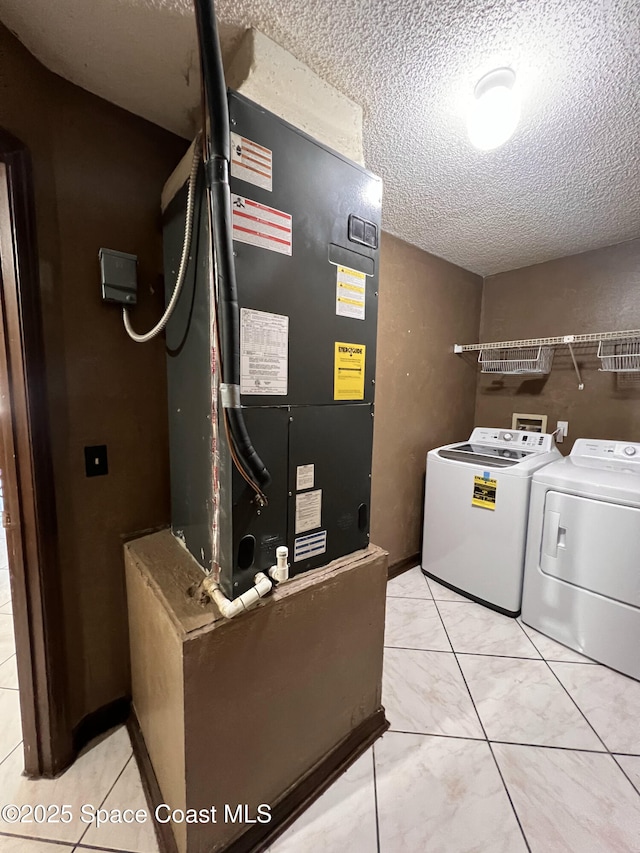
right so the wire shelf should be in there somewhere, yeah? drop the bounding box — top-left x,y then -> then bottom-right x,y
478,345 -> 554,375
597,339 -> 640,372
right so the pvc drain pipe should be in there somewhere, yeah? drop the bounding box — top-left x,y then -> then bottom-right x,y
269,546 -> 289,583
203,573 -> 272,619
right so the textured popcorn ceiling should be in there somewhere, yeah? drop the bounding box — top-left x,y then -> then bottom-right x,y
1,0 -> 639,274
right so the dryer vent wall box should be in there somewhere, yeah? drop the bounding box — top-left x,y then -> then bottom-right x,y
512,413 -> 547,433
163,91 -> 381,598
421,428 -> 561,615
522,437 -> 640,679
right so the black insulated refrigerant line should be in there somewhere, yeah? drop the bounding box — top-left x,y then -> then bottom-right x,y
193,0 -> 271,491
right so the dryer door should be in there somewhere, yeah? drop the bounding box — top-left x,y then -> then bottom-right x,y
540,491 -> 640,606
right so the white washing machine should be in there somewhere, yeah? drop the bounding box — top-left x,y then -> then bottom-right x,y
421,428 -> 560,615
522,438 -> 640,679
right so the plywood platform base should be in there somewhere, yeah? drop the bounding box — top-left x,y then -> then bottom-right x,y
125,531 -> 388,853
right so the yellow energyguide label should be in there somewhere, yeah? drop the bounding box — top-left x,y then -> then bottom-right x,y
334,342 -> 366,400
472,476 -> 497,510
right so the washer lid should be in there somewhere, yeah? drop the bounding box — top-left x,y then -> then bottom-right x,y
437,443 -> 532,467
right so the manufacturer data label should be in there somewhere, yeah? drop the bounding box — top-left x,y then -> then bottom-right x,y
296,463 -> 315,491
294,530 -> 327,562
240,308 -> 289,395
472,476 -> 497,510
295,489 -> 322,534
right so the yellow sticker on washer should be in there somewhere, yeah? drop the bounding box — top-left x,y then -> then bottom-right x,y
334,342 -> 366,400
472,476 -> 497,510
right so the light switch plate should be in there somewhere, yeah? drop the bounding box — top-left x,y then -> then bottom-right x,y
85,445 -> 108,477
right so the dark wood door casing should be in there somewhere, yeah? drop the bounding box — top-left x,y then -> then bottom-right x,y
0,129 -> 72,776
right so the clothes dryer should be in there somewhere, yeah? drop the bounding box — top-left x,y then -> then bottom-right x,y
522,438 -> 640,679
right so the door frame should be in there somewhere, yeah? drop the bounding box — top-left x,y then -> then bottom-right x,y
0,129 -> 72,776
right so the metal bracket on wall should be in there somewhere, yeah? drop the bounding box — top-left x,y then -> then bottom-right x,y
565,338 -> 584,390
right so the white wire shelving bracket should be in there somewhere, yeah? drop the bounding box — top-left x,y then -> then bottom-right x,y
454,329 -> 640,391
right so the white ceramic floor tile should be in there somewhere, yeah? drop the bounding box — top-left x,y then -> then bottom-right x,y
0,541 -> 8,571
0,572 -> 10,608
549,662 -> 640,754
0,615 -> 14,665
427,576 -> 473,603
0,837 -> 73,852
0,657 -> 18,690
376,732 -> 527,853
270,750 -> 377,853
81,756 -> 159,853
76,849 -> 134,852
386,566 -> 431,599
493,743 -> 640,852
383,647 -> 482,738
438,601 -> 540,658
458,655 -> 603,750
384,598 -> 450,651
0,604 -> 12,616
0,726 -> 132,844
614,755 -> 640,795
519,620 -> 596,664
0,690 -> 21,762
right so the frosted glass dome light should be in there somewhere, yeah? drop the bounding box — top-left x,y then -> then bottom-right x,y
467,68 -> 520,151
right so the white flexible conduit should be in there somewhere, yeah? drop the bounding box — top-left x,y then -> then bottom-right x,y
123,135 -> 202,343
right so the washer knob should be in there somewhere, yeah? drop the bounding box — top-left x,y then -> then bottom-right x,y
503,432 -> 513,441
624,445 -> 637,457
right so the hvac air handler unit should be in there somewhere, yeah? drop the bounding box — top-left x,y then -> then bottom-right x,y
162,91 -> 382,600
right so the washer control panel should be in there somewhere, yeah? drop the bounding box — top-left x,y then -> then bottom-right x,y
572,438 -> 640,463
469,428 -> 555,452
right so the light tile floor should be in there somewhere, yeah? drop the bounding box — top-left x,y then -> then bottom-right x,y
0,565 -> 639,852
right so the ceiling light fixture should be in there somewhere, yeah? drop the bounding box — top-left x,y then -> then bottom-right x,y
467,67 -> 520,151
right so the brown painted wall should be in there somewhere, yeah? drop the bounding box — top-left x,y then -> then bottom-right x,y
476,239 -> 640,452
0,25 -> 185,728
371,233 -> 483,565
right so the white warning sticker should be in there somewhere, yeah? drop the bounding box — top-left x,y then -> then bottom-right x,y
336,265 -> 367,320
231,132 -> 273,192
295,489 -> 322,534
231,194 -> 292,255
294,530 -> 327,563
296,464 -> 315,491
240,308 -> 288,395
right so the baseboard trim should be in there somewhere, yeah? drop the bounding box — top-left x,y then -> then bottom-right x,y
129,707 -> 388,853
72,696 -> 131,756
127,713 -> 179,853
388,552 -> 420,580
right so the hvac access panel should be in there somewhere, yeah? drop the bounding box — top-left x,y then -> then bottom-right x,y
165,90 -> 381,598
229,91 -> 380,406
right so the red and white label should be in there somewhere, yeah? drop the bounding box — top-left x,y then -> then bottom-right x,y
231,132 -> 273,192
231,194 -> 292,256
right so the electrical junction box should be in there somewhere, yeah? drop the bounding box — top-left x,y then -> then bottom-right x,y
99,248 -> 137,304
163,91 -> 381,598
